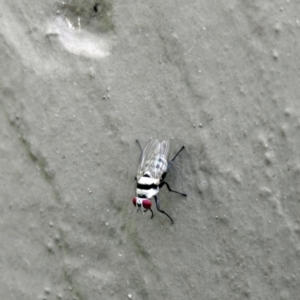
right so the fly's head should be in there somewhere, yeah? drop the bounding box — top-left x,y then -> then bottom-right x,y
132,197 -> 152,213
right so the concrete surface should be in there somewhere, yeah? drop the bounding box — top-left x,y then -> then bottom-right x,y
1,1 -> 300,299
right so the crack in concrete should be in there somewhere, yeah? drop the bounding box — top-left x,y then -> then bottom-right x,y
0,98 -> 81,297
1,97 -> 62,205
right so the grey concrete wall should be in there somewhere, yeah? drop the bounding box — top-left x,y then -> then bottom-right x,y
1,1 -> 299,299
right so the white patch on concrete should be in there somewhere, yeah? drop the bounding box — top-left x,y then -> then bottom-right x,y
47,16 -> 111,58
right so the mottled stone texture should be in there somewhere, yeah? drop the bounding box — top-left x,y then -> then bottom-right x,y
0,1 -> 299,299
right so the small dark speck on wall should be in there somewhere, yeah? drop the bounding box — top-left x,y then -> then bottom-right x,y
93,3 -> 99,12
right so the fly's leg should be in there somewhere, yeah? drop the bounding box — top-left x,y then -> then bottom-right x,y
144,208 -> 154,219
167,146 -> 185,172
170,146 -> 185,162
135,140 -> 143,180
136,139 -> 143,154
154,196 -> 174,224
159,181 -> 187,197
163,145 -> 187,196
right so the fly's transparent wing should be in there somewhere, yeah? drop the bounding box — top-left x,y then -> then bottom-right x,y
137,139 -> 159,180
152,140 -> 170,179
137,139 -> 170,180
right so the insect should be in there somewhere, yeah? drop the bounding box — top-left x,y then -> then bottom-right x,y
132,139 -> 187,224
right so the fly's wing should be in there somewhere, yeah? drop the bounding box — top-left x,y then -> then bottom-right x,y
136,139 -> 170,181
152,140 -> 170,178
137,139 -> 159,181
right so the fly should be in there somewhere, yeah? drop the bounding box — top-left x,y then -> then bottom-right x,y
132,139 -> 187,224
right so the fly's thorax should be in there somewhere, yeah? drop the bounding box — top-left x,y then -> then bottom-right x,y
137,175 -> 160,198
